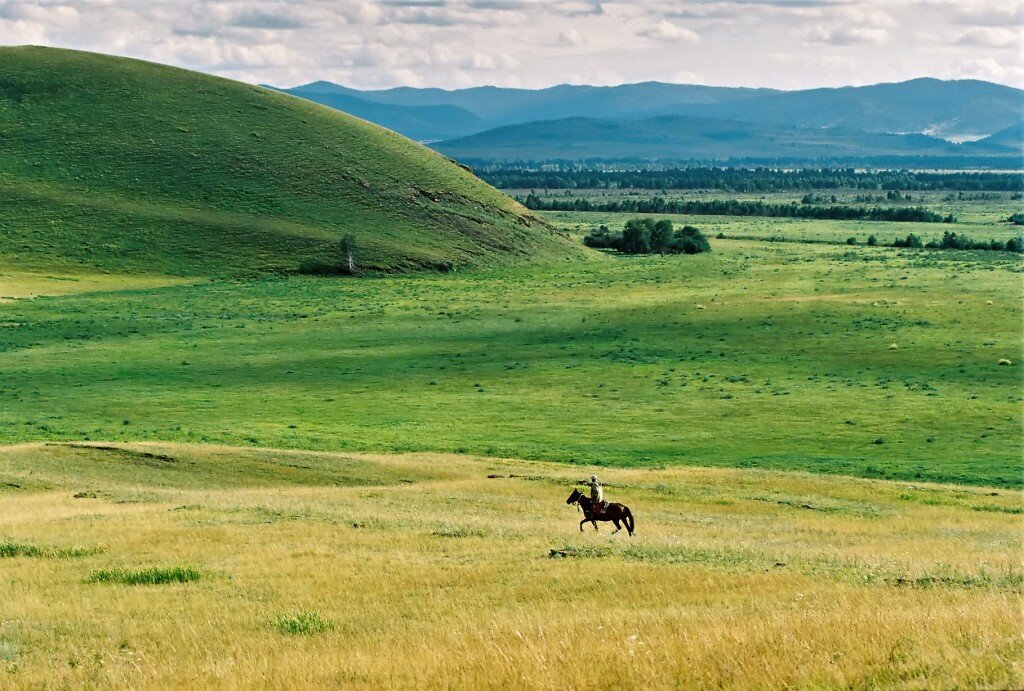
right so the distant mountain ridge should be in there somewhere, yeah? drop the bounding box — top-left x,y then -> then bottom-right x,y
269,85 -> 484,141
276,76 -> 1019,146
433,114 -> 995,163
286,80 -> 768,124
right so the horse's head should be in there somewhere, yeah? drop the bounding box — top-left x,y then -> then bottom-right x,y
566,488 -> 582,505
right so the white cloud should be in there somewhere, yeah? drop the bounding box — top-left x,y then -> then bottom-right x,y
957,27 -> 1020,49
556,28 -> 584,46
0,0 -> 1019,89
807,25 -> 889,45
958,57 -> 1024,84
638,20 -> 700,43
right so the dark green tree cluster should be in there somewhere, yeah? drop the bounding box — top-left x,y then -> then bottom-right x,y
523,194 -> 954,223
482,167 -> 1024,192
584,219 -> 710,255
920,231 -> 1023,253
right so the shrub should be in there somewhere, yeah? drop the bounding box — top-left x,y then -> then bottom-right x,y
892,234 -> 923,248
671,225 -> 711,254
88,566 -> 201,585
583,225 -> 620,249
846,236 -> 857,245
867,234 -> 877,246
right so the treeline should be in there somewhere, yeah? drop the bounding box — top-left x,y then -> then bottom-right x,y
893,231 -> 1023,253
483,167 -> 1024,192
521,194 -> 954,223
584,219 -> 711,255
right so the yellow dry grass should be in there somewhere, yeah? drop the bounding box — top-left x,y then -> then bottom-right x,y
0,442 -> 1020,689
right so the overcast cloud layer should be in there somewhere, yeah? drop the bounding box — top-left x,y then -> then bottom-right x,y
1,0 -> 1021,90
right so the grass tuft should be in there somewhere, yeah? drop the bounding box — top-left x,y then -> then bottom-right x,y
274,611 -> 334,636
431,526 -> 486,538
0,641 -> 18,662
88,566 -> 201,585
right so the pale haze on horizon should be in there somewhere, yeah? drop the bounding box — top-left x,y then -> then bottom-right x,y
0,0 -> 1021,91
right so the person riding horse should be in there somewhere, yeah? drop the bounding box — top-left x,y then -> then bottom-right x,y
565,481 -> 634,535
588,474 -> 608,516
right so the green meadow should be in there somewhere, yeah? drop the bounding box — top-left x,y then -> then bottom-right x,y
2,228 -> 1020,487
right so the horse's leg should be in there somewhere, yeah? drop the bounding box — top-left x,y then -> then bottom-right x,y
612,519 -> 622,534
592,520 -> 598,531
579,517 -> 588,532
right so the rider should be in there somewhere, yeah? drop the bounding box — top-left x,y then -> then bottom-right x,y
589,474 -> 607,515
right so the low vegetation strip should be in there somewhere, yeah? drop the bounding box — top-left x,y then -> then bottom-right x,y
522,194 -> 954,222
715,230 -> 1023,253
88,566 -> 201,585
0,541 -> 97,559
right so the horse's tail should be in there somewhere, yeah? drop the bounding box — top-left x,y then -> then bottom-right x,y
624,507 -> 635,535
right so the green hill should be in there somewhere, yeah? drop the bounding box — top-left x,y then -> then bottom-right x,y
0,47 -> 574,277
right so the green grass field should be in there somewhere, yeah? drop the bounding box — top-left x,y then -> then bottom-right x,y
533,189 -> 1023,246
2,232 -> 1020,487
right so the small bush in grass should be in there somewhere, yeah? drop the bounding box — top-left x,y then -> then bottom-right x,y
275,611 -> 334,635
89,566 -> 201,585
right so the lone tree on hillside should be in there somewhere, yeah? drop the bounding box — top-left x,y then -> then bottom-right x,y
339,233 -> 359,274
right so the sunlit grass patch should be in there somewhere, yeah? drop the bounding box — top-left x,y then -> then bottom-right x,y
87,566 -> 201,585
274,611 -> 334,636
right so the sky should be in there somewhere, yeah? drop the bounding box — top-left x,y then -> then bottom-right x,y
0,0 -> 1021,91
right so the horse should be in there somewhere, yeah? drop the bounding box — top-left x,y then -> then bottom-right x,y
566,488 -> 635,536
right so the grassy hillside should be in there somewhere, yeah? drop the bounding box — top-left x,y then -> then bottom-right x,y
1,442 -> 1020,687
0,47 -> 575,277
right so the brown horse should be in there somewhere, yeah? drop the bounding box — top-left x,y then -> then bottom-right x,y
566,488 -> 635,536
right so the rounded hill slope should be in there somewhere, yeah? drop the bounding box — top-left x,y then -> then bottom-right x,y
0,47 -> 574,276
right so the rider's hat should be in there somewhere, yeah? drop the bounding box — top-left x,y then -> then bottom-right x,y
590,474 -> 598,482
